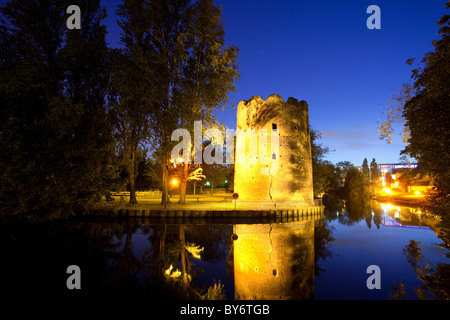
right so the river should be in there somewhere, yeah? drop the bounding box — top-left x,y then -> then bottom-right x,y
1,200 -> 448,300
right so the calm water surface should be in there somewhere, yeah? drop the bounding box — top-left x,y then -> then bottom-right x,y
1,201 -> 448,299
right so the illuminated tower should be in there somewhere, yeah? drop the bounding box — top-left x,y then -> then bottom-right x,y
234,94 -> 314,207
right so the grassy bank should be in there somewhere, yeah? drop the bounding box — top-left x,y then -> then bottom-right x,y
93,193 -> 240,212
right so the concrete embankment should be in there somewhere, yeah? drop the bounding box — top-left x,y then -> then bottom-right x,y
88,205 -> 324,224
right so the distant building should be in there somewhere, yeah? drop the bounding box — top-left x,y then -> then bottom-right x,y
378,163 -> 418,189
377,163 -> 432,193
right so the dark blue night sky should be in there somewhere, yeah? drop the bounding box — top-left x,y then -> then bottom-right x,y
101,0 -> 447,166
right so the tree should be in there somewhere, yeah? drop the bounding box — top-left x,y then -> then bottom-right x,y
362,158 -> 370,179
170,0 -> 239,205
377,2 -> 450,224
402,3 -> 450,216
336,161 -> 353,172
117,0 -> 238,208
377,83 -> 415,144
108,45 -> 154,204
203,163 -> 228,195
187,167 -> 206,195
343,167 -> 370,201
310,129 -> 330,196
335,161 -> 353,186
0,0 -> 115,219
171,158 -> 205,201
370,158 -> 378,184
135,157 -> 160,191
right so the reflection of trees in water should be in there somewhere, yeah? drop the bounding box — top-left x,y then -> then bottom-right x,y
0,219 -> 231,298
1,218 -> 337,299
287,230 -> 314,299
390,240 -> 450,300
344,198 -> 372,226
0,219 -> 125,297
314,221 -> 334,277
141,224 -> 229,299
107,223 -> 142,295
324,196 -> 383,229
101,223 -> 230,299
323,197 -> 449,300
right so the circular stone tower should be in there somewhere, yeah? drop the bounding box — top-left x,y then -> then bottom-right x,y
233,94 -> 314,207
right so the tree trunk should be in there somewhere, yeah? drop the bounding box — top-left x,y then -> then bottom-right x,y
193,182 -> 196,195
179,181 -> 187,203
160,157 -> 170,208
129,148 -> 138,204
179,164 -> 189,204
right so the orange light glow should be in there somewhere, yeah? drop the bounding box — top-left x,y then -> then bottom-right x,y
171,179 -> 179,186
383,188 -> 392,194
415,191 -> 420,195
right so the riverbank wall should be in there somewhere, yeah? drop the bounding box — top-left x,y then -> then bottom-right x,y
88,205 -> 324,224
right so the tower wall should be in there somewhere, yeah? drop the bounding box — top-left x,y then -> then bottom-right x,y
234,94 -> 314,206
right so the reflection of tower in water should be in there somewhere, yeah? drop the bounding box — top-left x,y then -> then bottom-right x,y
233,220 -> 314,299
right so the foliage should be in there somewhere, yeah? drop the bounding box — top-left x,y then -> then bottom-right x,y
107,45 -> 155,203
362,158 -> 370,179
343,167 -> 370,201
335,161 -> 353,178
401,3 -> 450,222
370,158 -> 378,184
377,83 -> 415,144
204,281 -> 226,300
313,222 -> 335,277
187,167 -> 206,183
377,2 -> 450,224
310,129 -> 341,196
135,157 -> 161,191
115,0 -> 239,206
202,163 -> 229,194
390,240 -> 450,300
0,0 -> 115,220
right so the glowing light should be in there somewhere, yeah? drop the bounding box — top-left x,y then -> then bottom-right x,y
206,181 -> 210,186
415,191 -> 420,195
171,179 -> 179,186
383,188 -> 392,194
